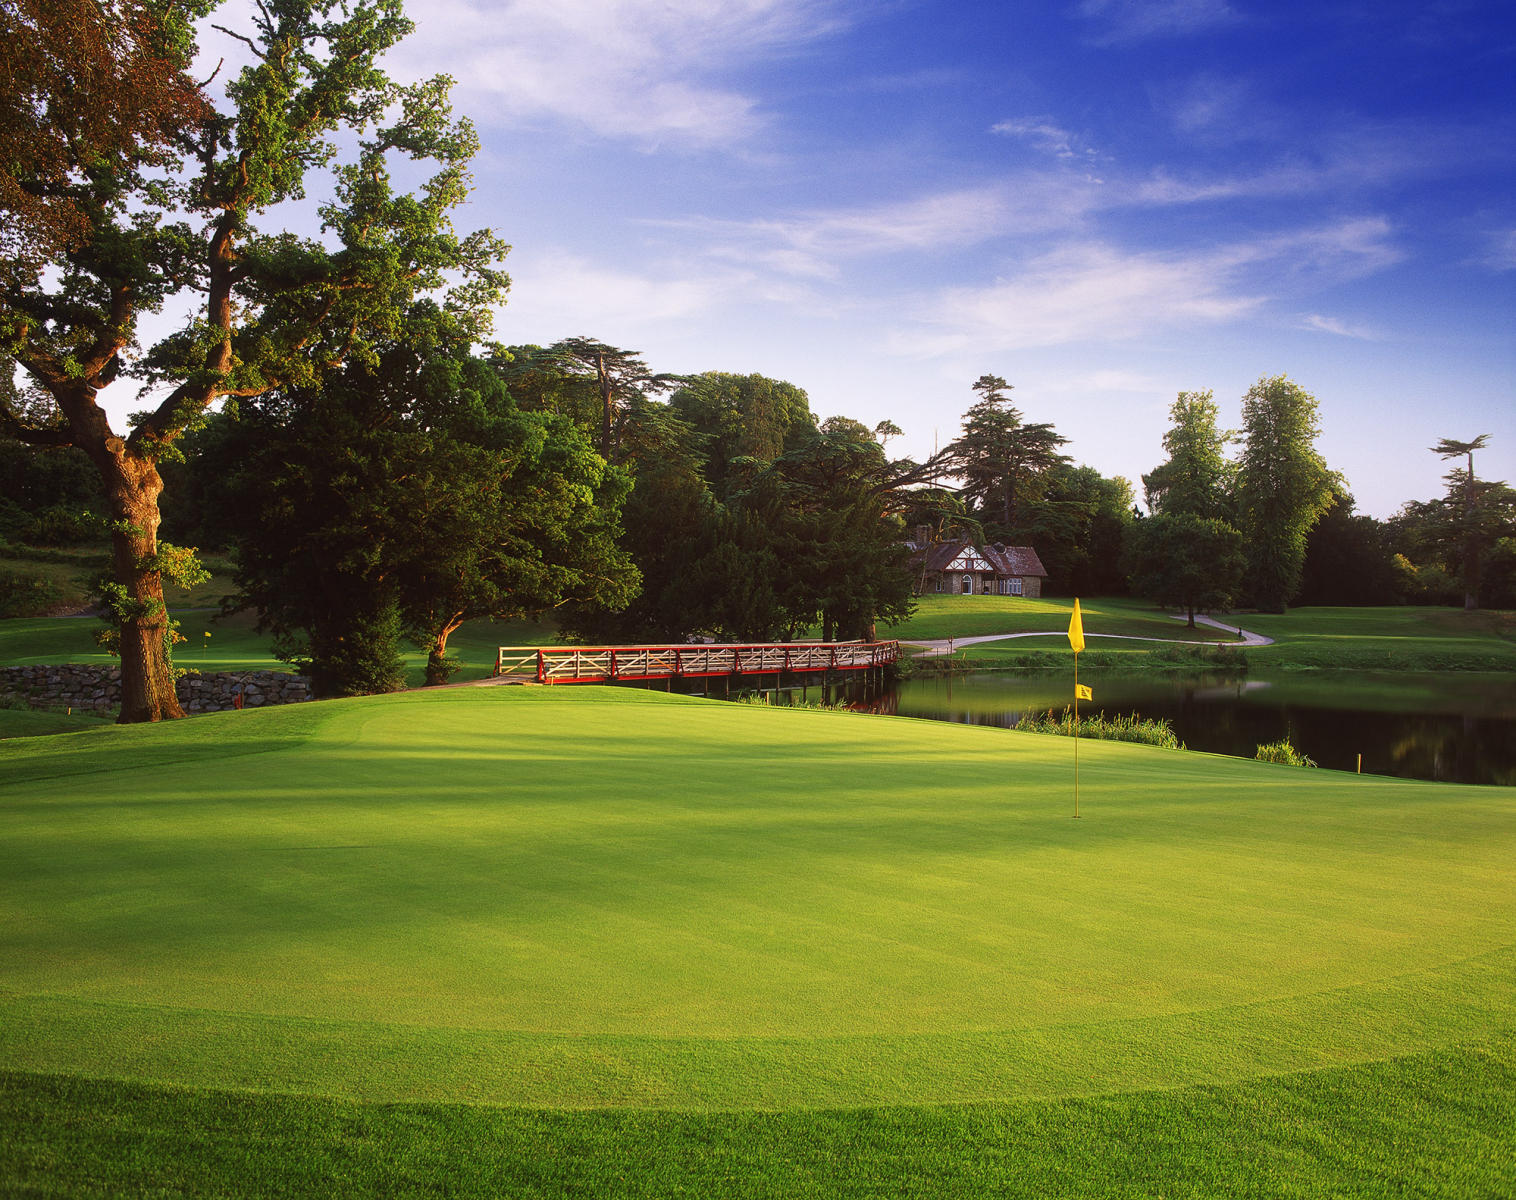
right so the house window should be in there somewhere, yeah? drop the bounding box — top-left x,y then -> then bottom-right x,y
1008,578 -> 1023,596
933,577 -> 943,593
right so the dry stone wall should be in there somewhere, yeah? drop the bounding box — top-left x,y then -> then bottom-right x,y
0,666 -> 313,714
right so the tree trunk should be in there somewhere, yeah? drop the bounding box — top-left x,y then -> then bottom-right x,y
1186,605 -> 1196,628
424,618 -> 465,686
1463,449 -> 1480,611
102,450 -> 185,723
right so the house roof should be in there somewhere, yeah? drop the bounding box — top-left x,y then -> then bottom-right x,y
906,538 -> 1047,578
984,542 -> 1048,578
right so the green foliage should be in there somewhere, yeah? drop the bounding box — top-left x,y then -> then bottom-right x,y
1016,463 -> 1134,595
1141,390 -> 1235,519
1,0 -> 510,719
217,317 -> 636,692
1297,491 -> 1402,605
668,372 -> 816,500
0,566 -> 64,617
1392,437 -> 1515,611
950,374 -> 1069,533
1124,511 -> 1245,621
1016,706 -> 1186,749
292,599 -> 407,698
1254,737 -> 1317,767
564,378 -> 920,645
1236,376 -> 1337,612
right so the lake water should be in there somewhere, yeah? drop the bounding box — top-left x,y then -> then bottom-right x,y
837,671 -> 1516,786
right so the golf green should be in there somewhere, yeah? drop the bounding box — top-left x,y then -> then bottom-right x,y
1,687 -> 1512,1113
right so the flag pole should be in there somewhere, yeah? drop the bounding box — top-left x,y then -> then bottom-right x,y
1073,649 -> 1080,819
1067,598 -> 1086,820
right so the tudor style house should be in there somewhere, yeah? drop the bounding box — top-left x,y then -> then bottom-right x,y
905,529 -> 1048,598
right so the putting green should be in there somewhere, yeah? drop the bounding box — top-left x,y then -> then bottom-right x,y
1,688 -> 1512,1110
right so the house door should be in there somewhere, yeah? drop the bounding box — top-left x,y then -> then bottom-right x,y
961,573 -> 973,594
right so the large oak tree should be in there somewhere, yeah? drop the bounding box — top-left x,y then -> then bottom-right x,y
0,0 -> 507,720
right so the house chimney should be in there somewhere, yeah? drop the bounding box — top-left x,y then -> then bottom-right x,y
916,524 -> 932,545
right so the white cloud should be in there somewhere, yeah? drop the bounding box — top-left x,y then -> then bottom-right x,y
657,177 -> 1103,278
387,0 -> 846,148
1299,313 -> 1382,340
897,218 -> 1401,356
990,118 -> 1098,163
504,249 -> 733,335
904,242 -> 1264,355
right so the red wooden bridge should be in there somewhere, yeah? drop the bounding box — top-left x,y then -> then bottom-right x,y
495,640 -> 900,685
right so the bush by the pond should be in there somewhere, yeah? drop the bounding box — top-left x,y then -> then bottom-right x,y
1254,738 -> 1317,767
1015,707 -> 1185,750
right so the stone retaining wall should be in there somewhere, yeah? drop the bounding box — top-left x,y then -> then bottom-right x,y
0,665 -> 314,714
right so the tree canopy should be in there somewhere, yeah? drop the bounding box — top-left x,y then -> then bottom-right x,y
219,313 -> 637,692
1235,375 -> 1336,612
0,0 -> 508,719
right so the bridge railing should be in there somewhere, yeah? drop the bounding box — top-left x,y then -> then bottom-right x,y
495,641 -> 899,684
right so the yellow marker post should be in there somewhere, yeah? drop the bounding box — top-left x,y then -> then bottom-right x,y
1067,599 -> 1086,818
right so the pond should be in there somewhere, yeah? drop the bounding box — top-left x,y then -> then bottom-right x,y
844,671 -> 1516,786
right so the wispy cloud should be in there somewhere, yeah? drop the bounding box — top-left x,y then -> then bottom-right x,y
898,218 -> 1401,355
505,249 -> 736,334
1299,313 -> 1382,340
990,117 -> 1100,164
1077,0 -> 1240,43
655,178 -> 1102,277
389,0 -> 847,148
903,242 -> 1264,355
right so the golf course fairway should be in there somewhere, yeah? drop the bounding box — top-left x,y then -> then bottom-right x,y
2,686 -> 1513,1193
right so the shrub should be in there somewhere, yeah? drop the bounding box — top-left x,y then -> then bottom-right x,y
0,566 -> 64,617
1254,738 -> 1317,767
1015,707 -> 1185,750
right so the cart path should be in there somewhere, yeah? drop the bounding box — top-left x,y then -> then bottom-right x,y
908,613 -> 1273,657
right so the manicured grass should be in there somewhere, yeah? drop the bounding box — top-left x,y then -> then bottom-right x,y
4,1035 -> 1512,1198
883,595 -> 1235,643
1,688 -> 1512,1192
0,705 -> 114,739
1241,606 -> 1516,671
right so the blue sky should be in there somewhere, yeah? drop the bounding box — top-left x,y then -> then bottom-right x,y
207,0 -> 1514,517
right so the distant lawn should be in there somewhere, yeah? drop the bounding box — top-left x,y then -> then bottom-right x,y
883,595 -> 1235,643
1,688 -> 1512,1195
0,609 -> 561,687
1241,606 -> 1516,671
889,598 -> 1516,673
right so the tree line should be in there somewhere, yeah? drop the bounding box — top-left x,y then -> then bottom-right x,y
2,0 -> 1511,722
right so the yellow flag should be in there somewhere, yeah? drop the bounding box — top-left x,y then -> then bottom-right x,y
1067,598 -> 1086,654
1075,684 -> 1092,701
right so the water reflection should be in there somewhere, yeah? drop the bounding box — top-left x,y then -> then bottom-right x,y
821,671 -> 1516,786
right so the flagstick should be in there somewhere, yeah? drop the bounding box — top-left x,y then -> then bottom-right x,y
1073,650 -> 1080,819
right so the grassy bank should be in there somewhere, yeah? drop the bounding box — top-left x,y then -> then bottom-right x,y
1,688 -> 1511,1193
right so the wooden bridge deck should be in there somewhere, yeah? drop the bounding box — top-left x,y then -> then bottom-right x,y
495,641 -> 899,685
